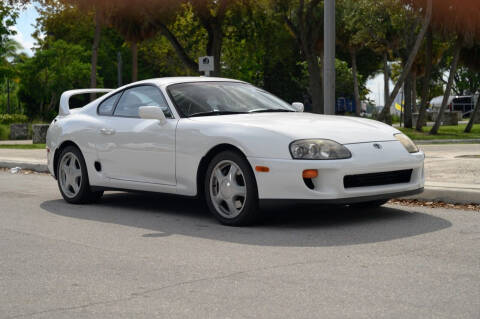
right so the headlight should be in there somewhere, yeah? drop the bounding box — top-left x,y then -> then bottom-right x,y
394,133 -> 419,153
289,139 -> 352,160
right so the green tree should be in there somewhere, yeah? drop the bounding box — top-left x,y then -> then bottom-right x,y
337,0 -> 372,116
453,66 -> 480,96
415,28 -> 440,131
0,39 -> 23,113
18,40 -> 93,120
67,0 -> 111,99
356,0 -> 406,121
0,1 -> 19,61
0,2 -> 20,114
34,3 -> 128,88
107,1 -> 160,82
271,0 -> 324,113
369,0 -> 432,123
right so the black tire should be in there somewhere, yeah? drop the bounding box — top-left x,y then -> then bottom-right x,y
56,146 -> 103,204
350,199 -> 389,209
204,150 -> 259,226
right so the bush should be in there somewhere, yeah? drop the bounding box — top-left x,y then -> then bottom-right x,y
0,114 -> 29,125
0,124 -> 9,140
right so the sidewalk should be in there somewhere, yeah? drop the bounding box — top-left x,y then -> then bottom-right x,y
0,148 -> 48,172
0,140 -> 34,145
1,143 -> 479,205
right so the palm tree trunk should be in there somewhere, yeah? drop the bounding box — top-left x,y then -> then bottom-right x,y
404,72 -> 413,128
90,10 -> 102,101
383,51 -> 390,111
350,47 -> 361,116
378,0 -> 433,123
131,42 -> 138,82
412,72 -> 417,113
465,92 -> 480,133
416,27 -> 433,131
430,38 -> 462,135
157,23 -> 198,74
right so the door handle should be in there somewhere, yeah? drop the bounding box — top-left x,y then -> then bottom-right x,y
100,128 -> 115,135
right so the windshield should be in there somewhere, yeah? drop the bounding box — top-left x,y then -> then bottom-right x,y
167,82 -> 295,117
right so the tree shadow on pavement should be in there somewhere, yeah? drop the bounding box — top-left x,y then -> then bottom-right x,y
40,192 -> 451,247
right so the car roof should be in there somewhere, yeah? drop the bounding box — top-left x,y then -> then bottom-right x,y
131,76 -> 246,88
79,77 -> 247,115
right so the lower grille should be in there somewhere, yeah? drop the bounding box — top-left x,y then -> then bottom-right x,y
344,169 -> 413,188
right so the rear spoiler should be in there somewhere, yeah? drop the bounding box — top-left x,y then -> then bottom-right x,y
59,88 -> 113,116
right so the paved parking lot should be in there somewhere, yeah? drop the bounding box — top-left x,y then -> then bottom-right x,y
1,171 -> 479,318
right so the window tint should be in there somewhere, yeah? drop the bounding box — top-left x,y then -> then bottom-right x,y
167,82 -> 294,117
113,85 -> 172,118
98,92 -> 121,115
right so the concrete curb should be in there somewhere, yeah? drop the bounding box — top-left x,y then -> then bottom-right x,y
414,139 -> 480,144
0,160 -> 49,173
402,182 -> 480,205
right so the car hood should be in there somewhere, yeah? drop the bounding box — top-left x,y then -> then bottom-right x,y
189,112 -> 398,144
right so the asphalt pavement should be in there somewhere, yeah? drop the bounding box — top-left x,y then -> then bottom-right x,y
0,171 -> 479,318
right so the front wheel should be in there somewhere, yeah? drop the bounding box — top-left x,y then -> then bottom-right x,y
204,151 -> 259,226
57,146 -> 103,204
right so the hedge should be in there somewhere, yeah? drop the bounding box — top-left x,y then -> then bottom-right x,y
0,114 -> 29,125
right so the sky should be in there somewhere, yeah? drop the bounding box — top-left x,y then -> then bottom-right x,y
13,4 -> 386,105
12,3 -> 39,57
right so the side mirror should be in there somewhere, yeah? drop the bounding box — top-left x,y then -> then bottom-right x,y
139,106 -> 167,125
292,102 -> 304,112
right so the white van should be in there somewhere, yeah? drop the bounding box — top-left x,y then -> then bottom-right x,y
430,94 -> 478,117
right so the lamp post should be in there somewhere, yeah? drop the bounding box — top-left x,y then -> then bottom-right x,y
323,0 -> 336,115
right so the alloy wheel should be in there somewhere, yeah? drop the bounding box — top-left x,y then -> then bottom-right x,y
59,152 -> 83,198
209,160 -> 247,219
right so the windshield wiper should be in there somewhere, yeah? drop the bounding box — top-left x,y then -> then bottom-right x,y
248,109 -> 294,113
188,110 -> 248,117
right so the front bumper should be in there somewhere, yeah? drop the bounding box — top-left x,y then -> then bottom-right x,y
248,141 -> 425,201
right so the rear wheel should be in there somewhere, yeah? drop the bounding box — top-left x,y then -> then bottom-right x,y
205,151 -> 259,226
57,146 -> 103,204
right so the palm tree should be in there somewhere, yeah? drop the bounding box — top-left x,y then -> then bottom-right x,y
107,0 -> 159,82
414,28 -> 449,131
63,0 -> 111,100
375,0 -> 433,123
461,45 -> 480,133
428,0 -> 480,134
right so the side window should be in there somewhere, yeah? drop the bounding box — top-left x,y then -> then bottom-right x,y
98,92 -> 121,115
113,85 -> 173,118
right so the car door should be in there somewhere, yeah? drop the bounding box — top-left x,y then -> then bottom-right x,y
96,85 -> 177,186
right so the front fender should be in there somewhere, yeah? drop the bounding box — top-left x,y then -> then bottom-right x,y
174,119 -> 292,196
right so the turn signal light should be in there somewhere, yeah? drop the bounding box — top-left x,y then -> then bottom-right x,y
255,166 -> 270,173
302,169 -> 318,179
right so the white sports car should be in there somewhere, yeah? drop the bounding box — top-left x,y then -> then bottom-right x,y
47,77 -> 424,225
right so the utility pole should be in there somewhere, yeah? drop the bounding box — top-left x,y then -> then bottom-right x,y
323,0 -> 336,115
